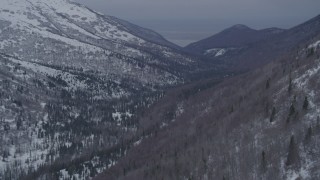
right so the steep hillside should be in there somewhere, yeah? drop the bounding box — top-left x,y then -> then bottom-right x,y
0,0 -> 197,88
96,38 -> 320,179
112,17 -> 181,50
0,0 -> 212,179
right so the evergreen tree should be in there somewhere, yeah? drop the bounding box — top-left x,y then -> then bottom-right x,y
261,150 -> 267,172
286,135 -> 300,166
303,96 -> 309,110
270,107 -> 276,122
288,75 -> 293,93
266,79 -> 270,89
230,105 -> 234,114
307,48 -> 314,57
305,126 -> 312,143
289,104 -> 295,117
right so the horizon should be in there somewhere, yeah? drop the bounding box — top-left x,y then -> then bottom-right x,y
73,0 -> 320,46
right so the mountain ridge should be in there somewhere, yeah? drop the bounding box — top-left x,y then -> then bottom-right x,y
185,14 -> 320,71
184,24 -> 286,54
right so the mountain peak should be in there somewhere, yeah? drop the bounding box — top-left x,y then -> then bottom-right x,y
229,24 -> 252,30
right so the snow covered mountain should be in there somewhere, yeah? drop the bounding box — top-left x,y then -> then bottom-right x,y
2,0 -> 318,179
184,24 -> 285,55
185,15 -> 320,71
0,0 -> 201,179
0,0 -> 196,90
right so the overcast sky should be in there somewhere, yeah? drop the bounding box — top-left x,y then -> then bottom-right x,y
73,0 -> 320,46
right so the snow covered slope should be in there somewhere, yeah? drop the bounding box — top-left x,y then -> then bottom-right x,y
0,0 -> 195,89
0,0 -> 199,179
185,15 -> 320,71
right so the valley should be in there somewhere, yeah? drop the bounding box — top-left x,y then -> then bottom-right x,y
0,0 -> 319,179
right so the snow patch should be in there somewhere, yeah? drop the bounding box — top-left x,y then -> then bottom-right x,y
294,60 -> 320,88
204,48 -> 227,57
308,40 -> 320,49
